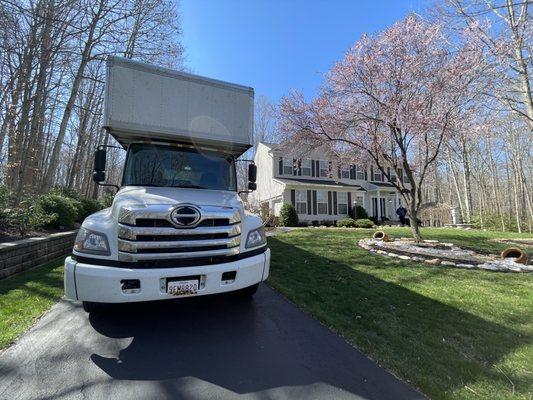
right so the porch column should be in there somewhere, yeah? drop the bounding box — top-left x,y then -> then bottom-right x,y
395,192 -> 399,220
376,190 -> 381,220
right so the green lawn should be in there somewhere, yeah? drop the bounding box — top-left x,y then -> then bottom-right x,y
267,227 -> 533,400
0,259 -> 64,350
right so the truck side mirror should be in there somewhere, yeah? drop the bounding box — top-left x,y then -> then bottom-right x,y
248,182 -> 257,191
248,164 -> 257,183
94,149 -> 107,172
93,170 -> 106,183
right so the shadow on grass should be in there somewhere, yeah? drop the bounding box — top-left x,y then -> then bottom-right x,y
266,237 -> 530,399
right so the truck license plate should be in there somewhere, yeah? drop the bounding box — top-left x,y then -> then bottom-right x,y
167,279 -> 199,296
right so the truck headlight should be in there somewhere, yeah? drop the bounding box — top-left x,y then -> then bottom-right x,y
246,226 -> 266,248
74,228 -> 110,256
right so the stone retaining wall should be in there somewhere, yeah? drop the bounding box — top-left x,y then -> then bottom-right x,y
0,231 -> 76,279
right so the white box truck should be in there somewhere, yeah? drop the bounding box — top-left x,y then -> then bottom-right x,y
64,57 -> 270,312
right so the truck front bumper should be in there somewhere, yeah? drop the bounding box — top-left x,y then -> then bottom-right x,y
64,248 -> 270,303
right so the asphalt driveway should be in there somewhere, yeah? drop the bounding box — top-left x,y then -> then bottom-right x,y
0,285 -> 424,400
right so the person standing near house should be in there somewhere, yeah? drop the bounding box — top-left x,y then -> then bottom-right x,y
396,204 -> 407,226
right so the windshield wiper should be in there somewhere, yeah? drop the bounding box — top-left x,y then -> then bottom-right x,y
172,184 -> 206,189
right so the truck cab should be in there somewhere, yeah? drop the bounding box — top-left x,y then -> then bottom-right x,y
64,57 -> 270,312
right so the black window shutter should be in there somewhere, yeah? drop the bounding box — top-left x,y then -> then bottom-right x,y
278,157 -> 283,175
333,192 -> 338,214
350,165 -> 355,180
307,190 -> 312,215
370,166 -> 374,181
337,165 -> 341,179
315,160 -> 320,176
347,192 -> 352,216
364,168 -> 368,180
327,191 -> 332,215
311,160 -> 315,177
293,159 -> 297,175
298,159 -> 302,176
312,190 -> 317,215
328,161 -> 333,178
290,189 -> 295,206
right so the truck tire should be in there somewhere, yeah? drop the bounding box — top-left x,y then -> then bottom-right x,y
235,283 -> 259,299
82,301 -> 105,313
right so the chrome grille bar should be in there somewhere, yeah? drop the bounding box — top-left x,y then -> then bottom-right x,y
118,247 -> 240,262
118,237 -> 240,253
118,224 -> 241,240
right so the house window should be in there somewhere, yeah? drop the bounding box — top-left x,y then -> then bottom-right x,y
295,190 -> 307,214
340,166 -> 350,179
317,191 -> 328,214
319,160 -> 329,178
301,159 -> 311,176
338,192 -> 348,215
389,169 -> 397,182
356,165 -> 365,180
373,167 -> 383,181
282,157 -> 293,175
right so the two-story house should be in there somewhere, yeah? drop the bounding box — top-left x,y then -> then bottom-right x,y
251,142 -> 407,224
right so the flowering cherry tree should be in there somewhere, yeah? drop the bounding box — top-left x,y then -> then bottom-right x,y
279,14 -> 484,242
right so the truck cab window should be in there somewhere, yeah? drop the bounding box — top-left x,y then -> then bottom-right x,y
122,144 -> 236,191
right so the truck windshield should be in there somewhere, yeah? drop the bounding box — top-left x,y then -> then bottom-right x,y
122,144 -> 237,191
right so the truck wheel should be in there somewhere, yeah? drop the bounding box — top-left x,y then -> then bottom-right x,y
236,283 -> 259,299
82,301 -> 105,313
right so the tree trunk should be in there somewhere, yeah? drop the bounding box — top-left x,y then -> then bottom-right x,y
460,139 -> 473,224
407,197 -> 422,242
41,1 -> 103,191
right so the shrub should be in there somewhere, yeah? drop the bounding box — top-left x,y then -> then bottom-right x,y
78,197 -> 102,221
99,192 -> 115,209
280,203 -> 298,227
0,186 -> 14,210
355,218 -> 374,228
50,186 -> 82,200
0,186 -> 14,231
320,220 -> 336,227
36,194 -> 79,228
2,197 -> 53,237
353,205 -> 369,220
336,217 -> 357,228
50,186 -> 104,221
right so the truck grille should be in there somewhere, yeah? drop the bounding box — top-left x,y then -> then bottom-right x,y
134,218 -> 230,228
117,204 -> 241,263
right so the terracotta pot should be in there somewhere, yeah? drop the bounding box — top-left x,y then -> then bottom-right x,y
500,247 -> 529,265
373,230 -> 390,242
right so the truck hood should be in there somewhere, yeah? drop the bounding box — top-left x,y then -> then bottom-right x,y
111,186 -> 243,218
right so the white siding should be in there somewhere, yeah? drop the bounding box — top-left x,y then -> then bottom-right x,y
250,142 -> 284,213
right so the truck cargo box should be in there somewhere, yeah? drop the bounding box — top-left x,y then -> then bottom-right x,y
103,57 -> 254,155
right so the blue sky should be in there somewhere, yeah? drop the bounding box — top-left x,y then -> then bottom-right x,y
180,0 -> 424,102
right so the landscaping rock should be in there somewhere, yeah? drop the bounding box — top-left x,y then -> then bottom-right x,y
441,261 -> 456,266
457,263 -> 475,269
358,238 -> 530,273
